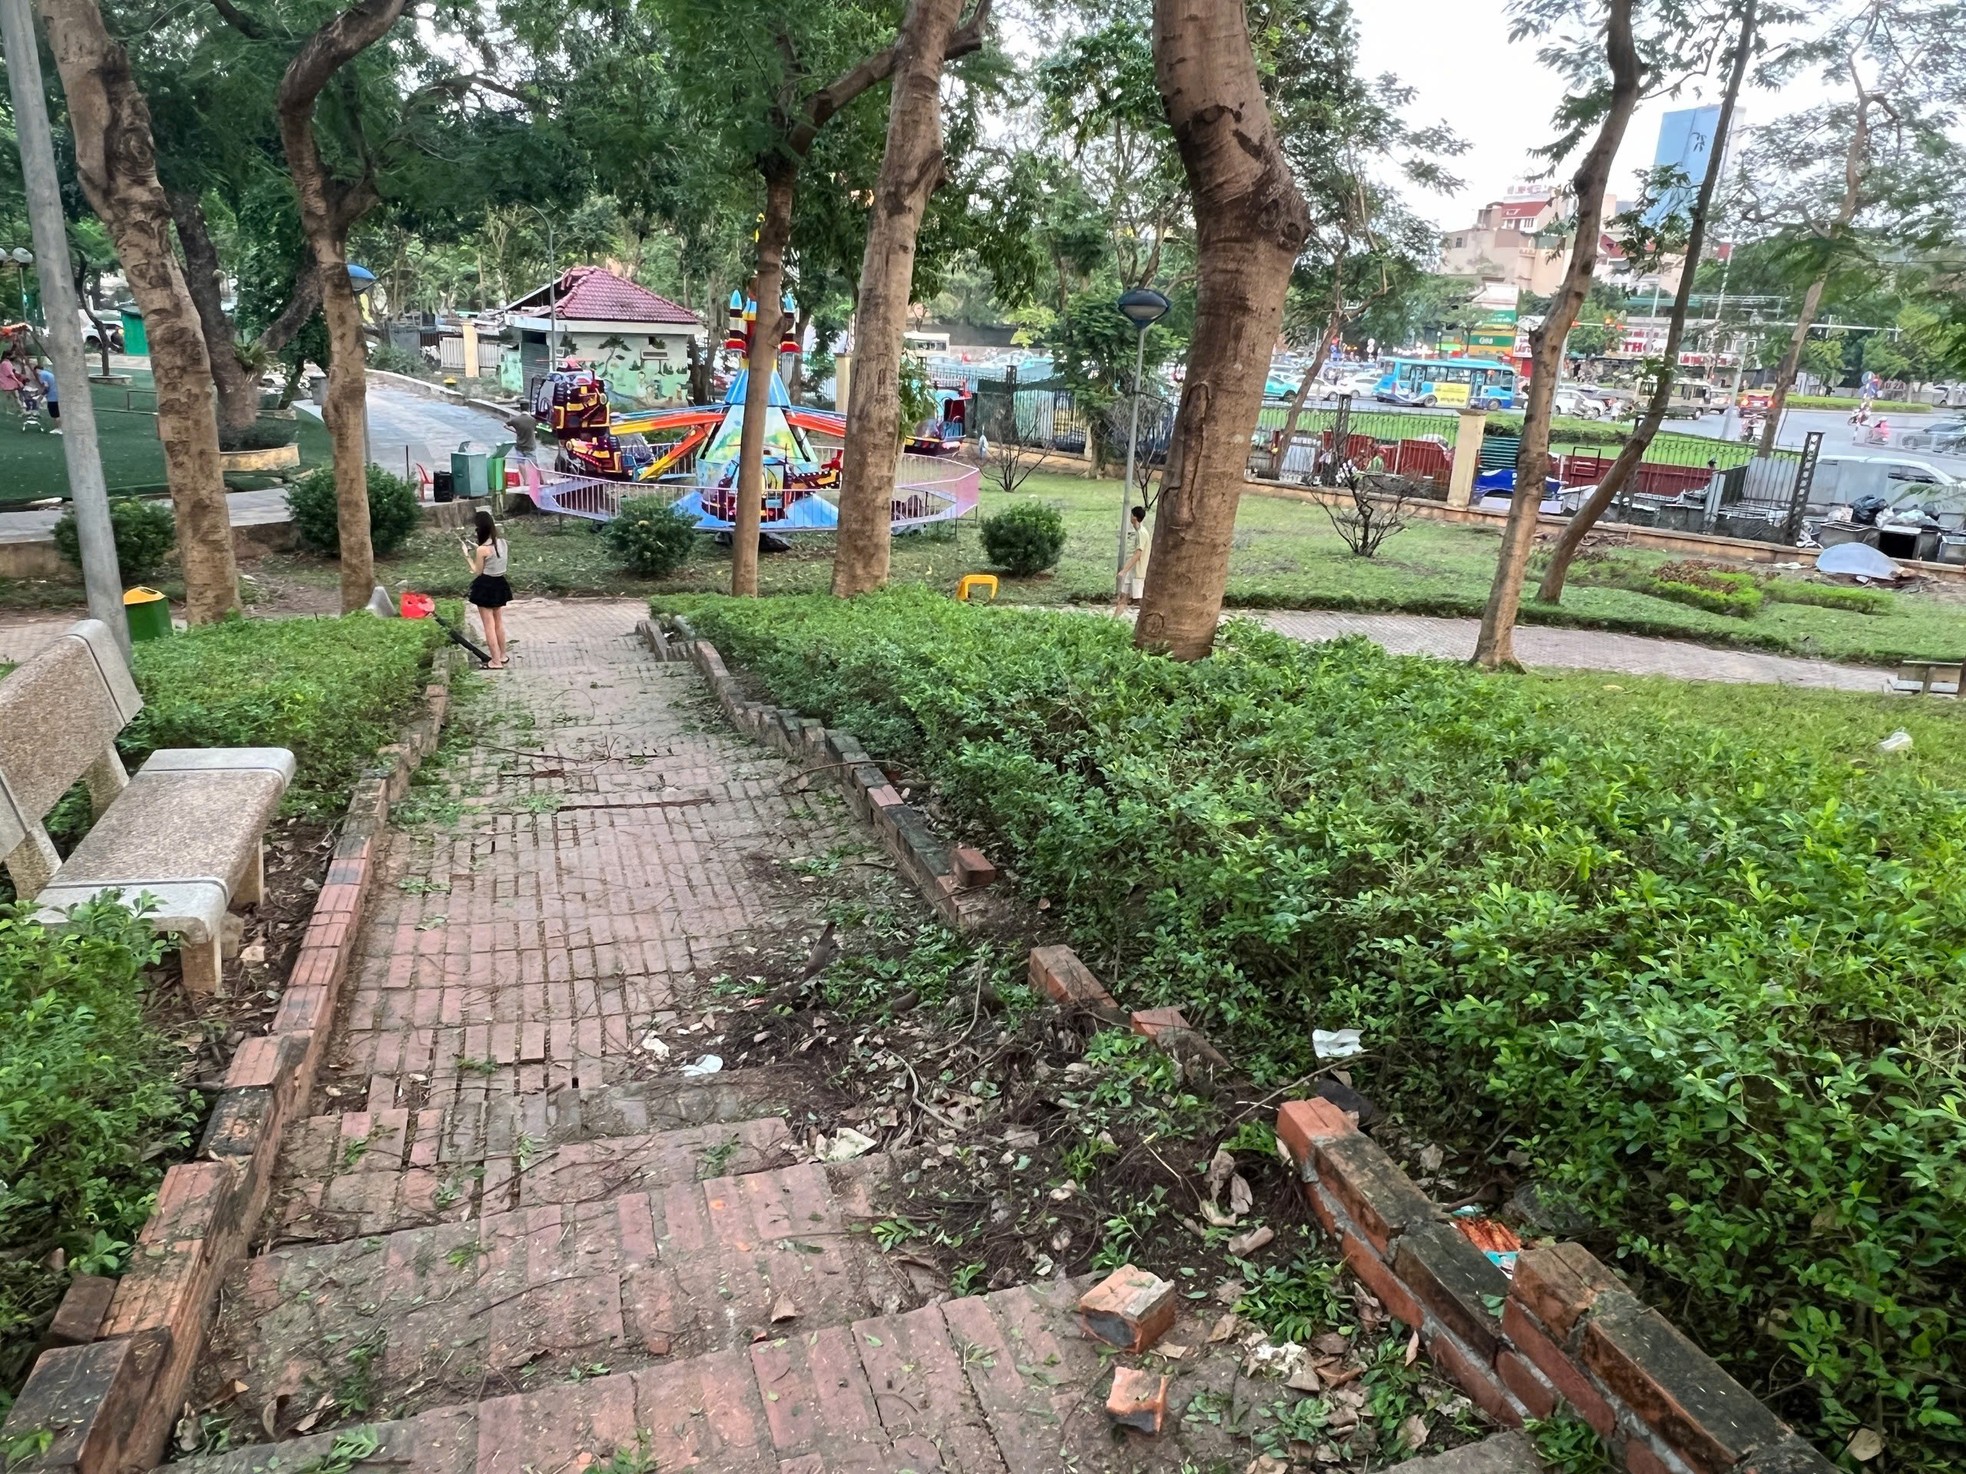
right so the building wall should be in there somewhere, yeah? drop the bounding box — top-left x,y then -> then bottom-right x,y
497,325 -> 699,404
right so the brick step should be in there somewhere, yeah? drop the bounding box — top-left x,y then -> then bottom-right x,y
166,1276 -> 1278,1474
200,1157 -> 932,1443
1381,1433 -> 1543,1473
271,1074 -> 803,1239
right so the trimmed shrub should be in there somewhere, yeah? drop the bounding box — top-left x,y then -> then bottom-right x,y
125,613 -> 441,816
218,417 -> 299,453
670,589 -> 1966,1471
0,899 -> 193,1400
51,496 -> 175,581
287,465 -> 423,558
1762,579 -> 1894,615
980,500 -> 1067,576
602,496 -> 699,576
368,344 -> 427,377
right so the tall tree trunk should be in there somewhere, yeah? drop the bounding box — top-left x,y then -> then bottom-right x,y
169,190 -> 261,435
1757,89 -> 1869,456
1540,0 -> 1754,603
731,168 -> 795,597
276,0 -> 405,613
1472,0 -> 1640,670
1134,0 -> 1311,660
38,0 -> 239,621
831,0 -> 969,597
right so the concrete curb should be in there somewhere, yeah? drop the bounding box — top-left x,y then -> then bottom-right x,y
642,615 -> 996,932
0,649 -> 461,1474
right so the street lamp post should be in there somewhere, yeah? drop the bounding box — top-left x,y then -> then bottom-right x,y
6,246 -> 33,321
519,205 -> 559,367
1114,288 -> 1171,598
0,0 -> 126,654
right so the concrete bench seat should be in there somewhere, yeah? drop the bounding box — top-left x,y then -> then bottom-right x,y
0,619 -> 294,993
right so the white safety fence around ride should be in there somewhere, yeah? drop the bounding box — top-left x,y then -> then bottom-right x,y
514,452 -> 979,529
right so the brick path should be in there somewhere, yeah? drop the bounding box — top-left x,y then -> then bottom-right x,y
1258,609 -> 1892,691
167,598 -> 1307,1474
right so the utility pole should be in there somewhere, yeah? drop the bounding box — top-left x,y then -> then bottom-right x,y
0,0 -> 127,657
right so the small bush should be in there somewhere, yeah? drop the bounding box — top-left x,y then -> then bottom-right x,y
51,497 -> 175,581
288,465 -> 423,558
1648,577 -> 1763,617
0,899 -> 194,1399
602,496 -> 699,576
368,344 -> 428,377
218,417 -> 299,453
980,500 -> 1067,576
1762,579 -> 1894,615
126,614 -> 441,816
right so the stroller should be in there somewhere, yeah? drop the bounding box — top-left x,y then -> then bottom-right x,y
0,359 -> 47,431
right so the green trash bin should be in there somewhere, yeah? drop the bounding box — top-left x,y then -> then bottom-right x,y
124,586 -> 171,642
450,441 -> 489,498
486,443 -> 510,502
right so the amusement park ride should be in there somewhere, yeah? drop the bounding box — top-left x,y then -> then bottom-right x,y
523,290 -> 977,536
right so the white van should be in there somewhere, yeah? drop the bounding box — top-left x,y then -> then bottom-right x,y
1808,454 -> 1962,518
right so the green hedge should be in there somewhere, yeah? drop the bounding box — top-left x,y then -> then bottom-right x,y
668,590 -> 1966,1471
126,614 -> 443,817
0,901 -> 194,1409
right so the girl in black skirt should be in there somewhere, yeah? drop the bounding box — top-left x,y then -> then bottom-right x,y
463,509 -> 512,669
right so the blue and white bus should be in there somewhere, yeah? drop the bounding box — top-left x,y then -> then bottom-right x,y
1374,357 -> 1518,410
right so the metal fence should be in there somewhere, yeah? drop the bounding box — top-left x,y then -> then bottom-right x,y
973,379 -> 1105,456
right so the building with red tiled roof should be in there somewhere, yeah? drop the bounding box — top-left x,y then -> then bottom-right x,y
503,267 -> 705,400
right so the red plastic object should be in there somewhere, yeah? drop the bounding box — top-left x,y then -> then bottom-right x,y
400,591 -> 435,619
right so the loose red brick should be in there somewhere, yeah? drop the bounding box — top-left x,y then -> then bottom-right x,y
1513,1243 -> 1622,1340
865,783 -> 903,810
1582,1296 -> 1793,1474
43,1276 -> 117,1349
1277,1098 -> 1356,1172
1339,1231 -> 1422,1329
1501,1299 -> 1618,1437
224,1035 -> 285,1091
1314,1131 -> 1437,1253
951,846 -> 996,888
1077,1266 -> 1177,1351
0,1327 -> 169,1474
1130,1005 -> 1192,1040
1106,1366 -> 1170,1436
1029,946 -> 1118,1010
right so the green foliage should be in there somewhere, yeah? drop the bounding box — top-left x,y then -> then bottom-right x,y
1527,1411 -> 1617,1474
125,614 -> 441,817
51,497 -> 176,582
1761,580 -> 1894,615
217,418 -> 300,454
670,590 -> 1966,1470
979,501 -> 1067,576
0,900 -> 194,1400
368,345 -> 428,377
601,497 -> 699,577
288,466 -> 423,558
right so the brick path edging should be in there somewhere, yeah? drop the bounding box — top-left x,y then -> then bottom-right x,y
2,649 -> 461,1474
1276,1098 -> 1838,1474
1027,942 -> 1833,1474
646,616 -> 994,931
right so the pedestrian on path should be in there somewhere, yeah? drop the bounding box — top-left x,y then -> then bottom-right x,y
1114,502 -> 1150,615
463,508 -> 512,669
35,360 -> 60,434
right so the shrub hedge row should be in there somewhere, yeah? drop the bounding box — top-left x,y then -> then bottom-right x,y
671,589 -> 1966,1470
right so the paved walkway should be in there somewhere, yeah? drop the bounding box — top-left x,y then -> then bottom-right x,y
300,384 -> 515,479
1259,609 -> 1893,691
169,600 -> 1271,1474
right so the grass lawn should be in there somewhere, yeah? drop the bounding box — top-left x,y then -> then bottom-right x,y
48,462 -> 1966,665
0,372 -> 330,506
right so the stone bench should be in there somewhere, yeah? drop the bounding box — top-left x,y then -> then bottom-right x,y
0,618 -> 294,992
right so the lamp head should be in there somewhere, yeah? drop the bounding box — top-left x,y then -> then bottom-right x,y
9,248 -> 32,265
1116,288 -> 1171,329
